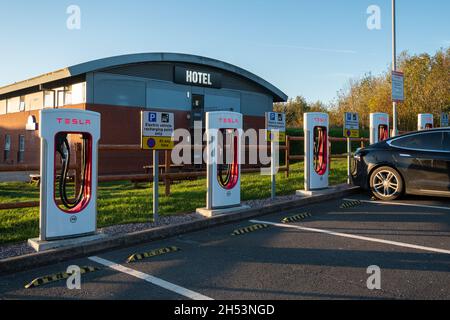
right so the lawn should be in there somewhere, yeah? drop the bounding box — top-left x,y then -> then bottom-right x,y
0,160 -> 348,245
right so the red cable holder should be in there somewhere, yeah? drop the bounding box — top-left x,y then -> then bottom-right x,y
53,133 -> 93,214
217,130 -> 239,190
378,125 -> 389,141
314,127 -> 328,176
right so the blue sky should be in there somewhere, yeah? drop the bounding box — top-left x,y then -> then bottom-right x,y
0,0 -> 448,104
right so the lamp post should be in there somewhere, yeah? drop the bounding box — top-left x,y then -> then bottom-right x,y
392,0 -> 398,137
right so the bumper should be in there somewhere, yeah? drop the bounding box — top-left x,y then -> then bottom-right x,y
351,157 -> 369,190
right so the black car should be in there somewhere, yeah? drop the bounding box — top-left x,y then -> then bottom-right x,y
352,128 -> 450,201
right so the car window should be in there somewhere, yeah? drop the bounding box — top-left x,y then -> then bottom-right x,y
444,132 -> 450,151
391,132 -> 448,151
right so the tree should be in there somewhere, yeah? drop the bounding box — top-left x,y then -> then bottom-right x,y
334,47 -> 449,131
274,96 -> 310,127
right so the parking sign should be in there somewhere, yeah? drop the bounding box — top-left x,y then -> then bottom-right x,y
141,111 -> 175,150
149,112 -> 157,123
343,112 -> 360,138
265,112 -> 286,142
441,112 -> 449,127
392,71 -> 404,102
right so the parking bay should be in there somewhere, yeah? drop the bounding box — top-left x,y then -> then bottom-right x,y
0,193 -> 449,300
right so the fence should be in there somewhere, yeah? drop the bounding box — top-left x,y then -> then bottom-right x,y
284,135 -> 369,178
1,136 -> 370,211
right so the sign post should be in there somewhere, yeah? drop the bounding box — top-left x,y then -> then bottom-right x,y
266,112 -> 286,200
343,112 -> 360,185
141,111 -> 175,222
392,69 -> 404,137
441,112 -> 449,128
391,0 -> 399,137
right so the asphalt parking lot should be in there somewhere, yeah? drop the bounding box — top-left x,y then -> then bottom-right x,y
0,192 -> 449,300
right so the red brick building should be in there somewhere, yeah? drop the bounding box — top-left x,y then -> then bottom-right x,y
0,53 -> 287,174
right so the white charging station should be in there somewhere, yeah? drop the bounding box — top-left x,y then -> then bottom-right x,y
28,109 -> 102,251
298,113 -> 329,195
418,113 -> 434,131
196,111 -> 248,217
370,113 -> 390,145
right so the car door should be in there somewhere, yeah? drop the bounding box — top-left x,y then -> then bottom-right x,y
442,131 -> 450,192
389,131 -> 450,194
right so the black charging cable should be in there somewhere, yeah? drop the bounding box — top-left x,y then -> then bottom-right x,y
55,133 -> 88,209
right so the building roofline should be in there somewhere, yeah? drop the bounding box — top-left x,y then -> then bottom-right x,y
0,53 -> 288,102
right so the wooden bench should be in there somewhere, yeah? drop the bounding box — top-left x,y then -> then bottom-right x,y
29,174 -> 76,187
142,164 -> 184,175
29,174 -> 41,186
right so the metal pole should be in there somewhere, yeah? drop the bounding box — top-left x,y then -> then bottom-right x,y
392,0 -> 398,137
304,131 -> 310,192
271,140 -> 276,200
153,150 -> 159,222
347,138 -> 351,185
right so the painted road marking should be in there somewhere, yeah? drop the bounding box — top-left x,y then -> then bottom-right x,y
89,256 -> 213,300
127,246 -> 180,263
232,224 -> 269,236
343,198 -> 450,211
250,220 -> 450,255
25,266 -> 100,289
281,213 -> 312,223
340,200 -> 362,209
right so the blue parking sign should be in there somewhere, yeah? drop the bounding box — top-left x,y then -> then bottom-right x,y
149,112 -> 157,122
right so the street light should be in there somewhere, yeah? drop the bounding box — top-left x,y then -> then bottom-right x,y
392,0 -> 398,137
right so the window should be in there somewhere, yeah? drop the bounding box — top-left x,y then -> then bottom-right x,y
18,135 -> 25,163
444,132 -> 450,151
0,99 -> 7,115
6,97 -> 20,113
4,134 -> 11,161
391,132 -> 448,152
57,90 -> 65,107
44,91 -> 55,108
19,96 -> 26,111
64,86 -> 73,105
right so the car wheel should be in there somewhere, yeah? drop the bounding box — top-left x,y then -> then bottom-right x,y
369,166 -> 404,201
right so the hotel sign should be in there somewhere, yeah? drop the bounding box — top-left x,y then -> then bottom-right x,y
174,66 -> 222,89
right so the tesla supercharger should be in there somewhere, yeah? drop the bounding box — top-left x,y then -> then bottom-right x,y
418,113 -> 434,130
36,109 -> 101,243
370,113 -> 390,145
197,111 -> 246,217
302,113 -> 329,192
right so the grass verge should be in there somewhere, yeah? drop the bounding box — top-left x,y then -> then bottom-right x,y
0,160 -> 348,245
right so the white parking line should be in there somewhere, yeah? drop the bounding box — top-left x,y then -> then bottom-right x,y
250,220 -> 450,255
343,198 -> 450,211
88,256 -> 213,300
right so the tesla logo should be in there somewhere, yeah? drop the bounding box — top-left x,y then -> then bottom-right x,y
314,118 -> 326,123
219,118 -> 239,124
57,118 -> 92,126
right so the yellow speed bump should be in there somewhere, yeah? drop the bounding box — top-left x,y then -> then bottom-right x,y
25,266 -> 100,289
126,246 -> 180,263
340,200 -> 362,209
232,224 -> 269,236
281,213 -> 312,224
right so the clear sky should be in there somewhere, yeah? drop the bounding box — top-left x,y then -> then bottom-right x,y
0,0 -> 448,104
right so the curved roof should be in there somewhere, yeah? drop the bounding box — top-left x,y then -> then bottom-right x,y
0,53 -> 288,102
